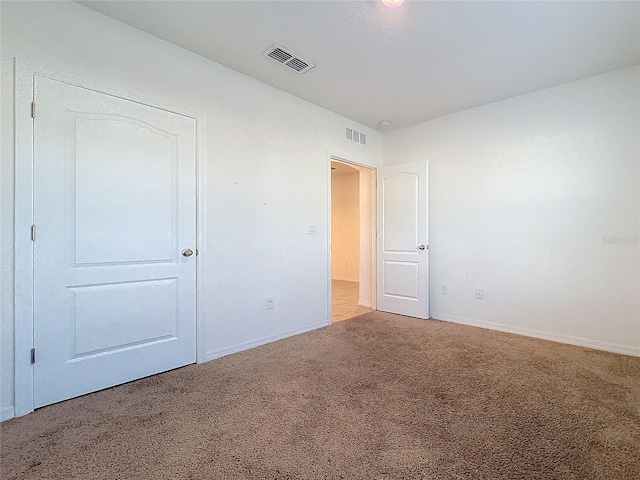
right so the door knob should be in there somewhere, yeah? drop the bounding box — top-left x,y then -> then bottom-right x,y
181,248 -> 194,257
418,245 -> 426,251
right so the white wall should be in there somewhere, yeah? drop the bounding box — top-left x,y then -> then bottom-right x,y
0,1 -> 383,418
331,172 -> 360,282
384,66 -> 640,355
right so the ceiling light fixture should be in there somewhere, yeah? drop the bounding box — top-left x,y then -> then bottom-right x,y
382,0 -> 405,9
379,120 -> 392,127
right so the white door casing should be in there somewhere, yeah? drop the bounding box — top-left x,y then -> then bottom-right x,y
376,160 -> 429,319
32,76 -> 197,408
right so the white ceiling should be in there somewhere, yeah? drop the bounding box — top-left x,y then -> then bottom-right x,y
80,1 -> 640,132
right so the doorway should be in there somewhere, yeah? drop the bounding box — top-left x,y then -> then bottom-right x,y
330,159 -> 375,322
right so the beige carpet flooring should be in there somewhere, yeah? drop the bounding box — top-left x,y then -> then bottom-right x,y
1,312 -> 639,479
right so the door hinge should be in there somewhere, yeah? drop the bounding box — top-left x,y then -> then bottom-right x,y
31,102 -> 36,119
30,348 -> 36,364
31,224 -> 36,242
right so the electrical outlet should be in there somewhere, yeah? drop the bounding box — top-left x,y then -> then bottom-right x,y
266,297 -> 275,310
476,288 -> 484,300
442,284 -> 448,295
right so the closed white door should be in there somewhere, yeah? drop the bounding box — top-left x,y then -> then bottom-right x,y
376,160 -> 429,319
33,76 -> 197,408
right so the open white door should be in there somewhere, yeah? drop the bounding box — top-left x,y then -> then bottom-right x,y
33,76 -> 197,408
376,160 -> 429,319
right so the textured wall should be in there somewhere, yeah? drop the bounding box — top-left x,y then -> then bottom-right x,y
384,66 -> 640,354
0,1 -> 383,417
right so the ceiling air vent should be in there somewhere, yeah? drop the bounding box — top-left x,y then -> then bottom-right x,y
263,44 -> 316,74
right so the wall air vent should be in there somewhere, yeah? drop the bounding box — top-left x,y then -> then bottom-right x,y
346,127 -> 366,146
263,44 -> 316,74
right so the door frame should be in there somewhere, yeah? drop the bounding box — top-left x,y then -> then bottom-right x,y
12,59 -> 208,417
326,153 -> 377,324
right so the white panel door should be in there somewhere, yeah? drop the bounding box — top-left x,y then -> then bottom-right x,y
376,160 -> 429,319
33,76 -> 197,408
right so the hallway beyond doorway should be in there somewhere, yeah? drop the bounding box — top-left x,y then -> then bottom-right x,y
332,280 -> 373,322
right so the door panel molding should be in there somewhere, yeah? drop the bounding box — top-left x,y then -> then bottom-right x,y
12,59 -> 207,417
32,72 -> 197,406
376,160 -> 429,319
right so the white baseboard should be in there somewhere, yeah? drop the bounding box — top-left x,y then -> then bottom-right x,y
358,300 -> 372,308
431,313 -> 640,357
205,320 -> 328,362
1,406 -> 15,422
